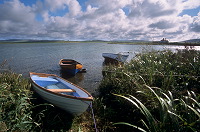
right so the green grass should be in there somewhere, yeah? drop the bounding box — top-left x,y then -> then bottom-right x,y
1,48 -> 200,131
0,72 -> 33,131
92,48 -> 200,131
114,86 -> 200,132
0,71 -> 75,131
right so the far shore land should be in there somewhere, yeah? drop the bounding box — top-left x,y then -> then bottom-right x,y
0,40 -> 200,46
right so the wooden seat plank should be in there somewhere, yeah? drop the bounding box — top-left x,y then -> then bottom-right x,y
48,89 -> 75,93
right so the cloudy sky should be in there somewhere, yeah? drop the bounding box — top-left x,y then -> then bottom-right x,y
0,0 -> 200,41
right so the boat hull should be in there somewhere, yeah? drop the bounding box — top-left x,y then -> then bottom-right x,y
102,53 -> 129,64
30,72 -> 93,116
59,59 -> 83,75
61,68 -> 80,75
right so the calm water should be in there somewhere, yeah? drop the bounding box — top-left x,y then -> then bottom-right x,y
0,42 -> 196,93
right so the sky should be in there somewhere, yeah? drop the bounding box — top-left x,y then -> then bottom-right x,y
0,0 -> 200,42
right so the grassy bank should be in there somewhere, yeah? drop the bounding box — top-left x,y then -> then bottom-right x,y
0,71 -> 75,131
90,48 -> 200,131
0,71 -> 33,131
1,48 -> 200,131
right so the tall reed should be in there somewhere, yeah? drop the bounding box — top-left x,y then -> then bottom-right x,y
114,85 -> 200,132
94,48 -> 200,131
0,71 -> 75,131
0,72 -> 33,131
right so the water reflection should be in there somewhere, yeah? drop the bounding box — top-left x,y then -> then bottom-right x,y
60,71 -> 85,86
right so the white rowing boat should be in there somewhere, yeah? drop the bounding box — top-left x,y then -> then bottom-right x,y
102,52 -> 129,64
30,72 -> 93,115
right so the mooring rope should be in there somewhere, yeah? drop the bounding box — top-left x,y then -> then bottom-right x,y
81,100 -> 98,132
90,102 -> 98,132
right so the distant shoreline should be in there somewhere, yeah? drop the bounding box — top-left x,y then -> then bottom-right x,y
0,40 -> 200,46
108,41 -> 200,46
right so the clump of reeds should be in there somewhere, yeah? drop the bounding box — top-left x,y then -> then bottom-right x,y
0,71 -> 75,131
93,48 -> 200,131
103,49 -> 200,94
114,85 -> 200,132
0,72 -> 33,131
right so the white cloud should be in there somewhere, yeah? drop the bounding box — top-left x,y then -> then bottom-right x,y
67,0 -> 82,17
0,0 -> 35,23
44,0 -> 68,12
183,0 -> 200,10
44,0 -> 82,17
0,0 -> 41,38
189,12 -> 200,32
0,0 -> 199,41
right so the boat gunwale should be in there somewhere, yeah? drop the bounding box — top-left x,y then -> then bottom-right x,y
59,59 -> 82,66
29,72 -> 93,101
102,53 -> 129,56
102,53 -> 129,64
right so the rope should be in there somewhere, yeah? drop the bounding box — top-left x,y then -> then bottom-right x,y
90,102 -> 98,132
80,100 -> 98,131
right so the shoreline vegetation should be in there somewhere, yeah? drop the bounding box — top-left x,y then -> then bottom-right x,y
95,48 -> 200,131
0,40 -> 200,46
1,47 -> 200,131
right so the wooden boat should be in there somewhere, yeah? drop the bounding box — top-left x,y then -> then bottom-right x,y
102,52 -> 129,64
59,59 -> 83,75
30,72 -> 93,115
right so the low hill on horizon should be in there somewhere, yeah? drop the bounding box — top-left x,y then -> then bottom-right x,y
1,38 -> 200,44
182,39 -> 200,43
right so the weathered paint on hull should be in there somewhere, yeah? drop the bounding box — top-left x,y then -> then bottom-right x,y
102,53 -> 129,65
30,72 -> 93,116
32,83 -> 90,115
59,59 -> 83,75
60,68 -> 80,75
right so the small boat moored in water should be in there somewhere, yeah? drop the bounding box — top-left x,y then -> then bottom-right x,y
30,72 -> 93,115
102,52 -> 129,64
59,59 -> 84,75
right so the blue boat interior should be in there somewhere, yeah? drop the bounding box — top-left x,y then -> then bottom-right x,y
31,75 -> 80,97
